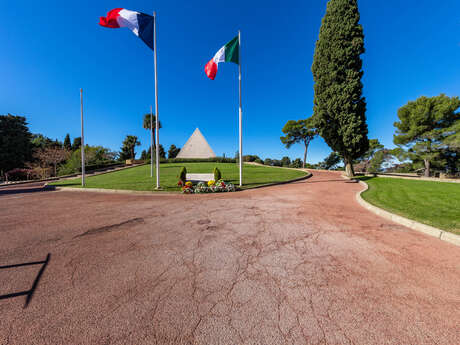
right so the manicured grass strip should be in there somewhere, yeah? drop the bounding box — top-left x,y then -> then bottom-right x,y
358,176 -> 460,234
50,163 -> 307,192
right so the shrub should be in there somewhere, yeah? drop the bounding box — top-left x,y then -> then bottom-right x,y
5,168 -> 34,181
179,166 -> 187,183
290,158 -> 303,168
272,160 -> 282,167
254,158 -> 263,164
243,155 -> 261,162
214,167 -> 222,181
264,158 -> 273,166
281,156 -> 291,167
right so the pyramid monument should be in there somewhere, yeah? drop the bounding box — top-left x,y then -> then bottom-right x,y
176,128 -> 216,159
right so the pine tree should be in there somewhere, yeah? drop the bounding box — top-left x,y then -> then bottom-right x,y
63,134 -> 72,151
312,0 -> 369,177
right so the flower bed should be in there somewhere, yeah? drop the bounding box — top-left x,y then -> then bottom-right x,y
178,179 -> 236,194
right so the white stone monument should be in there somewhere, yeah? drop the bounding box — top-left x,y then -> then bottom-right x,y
176,128 -> 216,159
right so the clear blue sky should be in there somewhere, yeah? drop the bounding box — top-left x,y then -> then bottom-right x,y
1,0 -> 459,162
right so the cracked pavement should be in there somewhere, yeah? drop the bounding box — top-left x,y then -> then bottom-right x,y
0,171 -> 459,344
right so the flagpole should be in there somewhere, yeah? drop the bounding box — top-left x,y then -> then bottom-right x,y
153,11 -> 160,189
238,30 -> 243,187
150,105 -> 153,178
80,88 -> 85,187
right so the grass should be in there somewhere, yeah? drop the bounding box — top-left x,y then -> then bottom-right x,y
358,176 -> 460,234
50,163 -> 308,192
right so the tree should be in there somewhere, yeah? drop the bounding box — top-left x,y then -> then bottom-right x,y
280,117 -> 318,168
159,144 -> 166,159
443,120 -> 460,151
31,133 -> 55,150
290,158 -> 303,168
0,114 -> 32,177
142,145 -> 166,160
72,137 -> 82,151
143,113 -> 162,149
319,152 -> 342,170
355,139 -> 384,173
34,147 -> 70,176
59,145 -> 116,175
393,94 -> 460,177
281,156 -> 291,167
120,135 -> 140,161
168,144 -> 180,159
312,0 -> 369,177
63,134 -> 72,151
264,158 -> 273,166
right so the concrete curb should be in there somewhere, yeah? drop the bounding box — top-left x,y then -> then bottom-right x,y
242,173 -> 312,190
356,180 -> 460,247
0,163 -> 146,188
49,185 -> 174,195
48,172 -> 312,196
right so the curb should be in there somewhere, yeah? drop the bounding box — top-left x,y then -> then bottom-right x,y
356,180 -> 460,247
0,163 -> 146,189
50,185 -> 174,195
242,173 -> 312,190
48,172 -> 312,196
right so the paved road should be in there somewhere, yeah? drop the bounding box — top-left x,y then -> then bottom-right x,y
0,171 -> 459,344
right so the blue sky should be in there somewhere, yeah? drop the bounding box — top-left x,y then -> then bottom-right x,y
1,0 -> 459,163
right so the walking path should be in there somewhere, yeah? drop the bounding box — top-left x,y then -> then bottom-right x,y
0,171 -> 459,344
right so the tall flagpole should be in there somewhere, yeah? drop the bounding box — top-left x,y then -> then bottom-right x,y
153,11 -> 160,189
150,105 -> 153,178
80,88 -> 85,187
238,30 -> 243,187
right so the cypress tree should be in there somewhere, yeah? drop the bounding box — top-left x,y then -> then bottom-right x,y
312,0 -> 369,177
63,133 -> 72,151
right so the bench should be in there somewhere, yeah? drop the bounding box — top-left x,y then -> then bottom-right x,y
186,173 -> 214,182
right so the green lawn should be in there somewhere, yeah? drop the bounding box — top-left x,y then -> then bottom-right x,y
50,163 -> 308,192
359,176 -> 460,234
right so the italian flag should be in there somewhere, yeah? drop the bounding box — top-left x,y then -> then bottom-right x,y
204,36 -> 239,80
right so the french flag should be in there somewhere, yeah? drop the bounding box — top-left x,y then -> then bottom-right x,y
99,8 -> 154,50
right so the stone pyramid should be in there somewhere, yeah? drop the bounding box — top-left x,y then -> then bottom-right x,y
176,128 -> 216,159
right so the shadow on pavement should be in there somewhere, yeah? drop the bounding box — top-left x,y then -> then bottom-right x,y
0,254 -> 51,308
0,183 -> 57,196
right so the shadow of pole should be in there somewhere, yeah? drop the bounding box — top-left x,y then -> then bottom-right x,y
0,253 -> 51,308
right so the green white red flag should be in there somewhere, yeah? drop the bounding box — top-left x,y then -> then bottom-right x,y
204,36 -> 239,80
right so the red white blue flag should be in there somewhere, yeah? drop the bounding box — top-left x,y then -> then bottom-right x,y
99,8 -> 154,50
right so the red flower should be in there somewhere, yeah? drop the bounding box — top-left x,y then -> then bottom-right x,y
178,180 -> 183,186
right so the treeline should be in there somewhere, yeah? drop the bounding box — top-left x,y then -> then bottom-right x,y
241,154 -> 342,170
0,114 -> 118,181
0,114 -> 184,182
280,94 -> 460,177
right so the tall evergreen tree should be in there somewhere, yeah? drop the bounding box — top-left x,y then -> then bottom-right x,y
167,144 -> 180,159
63,134 -> 72,150
72,137 -> 82,151
312,0 -> 369,177
0,114 -> 32,176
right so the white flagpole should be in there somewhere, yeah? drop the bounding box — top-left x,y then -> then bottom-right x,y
80,88 -> 85,187
153,12 -> 160,189
238,30 -> 243,187
150,105 -> 153,178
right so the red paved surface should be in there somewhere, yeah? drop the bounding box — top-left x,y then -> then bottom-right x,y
0,171 -> 459,344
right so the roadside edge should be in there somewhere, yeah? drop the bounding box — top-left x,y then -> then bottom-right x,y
356,179 -> 460,247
